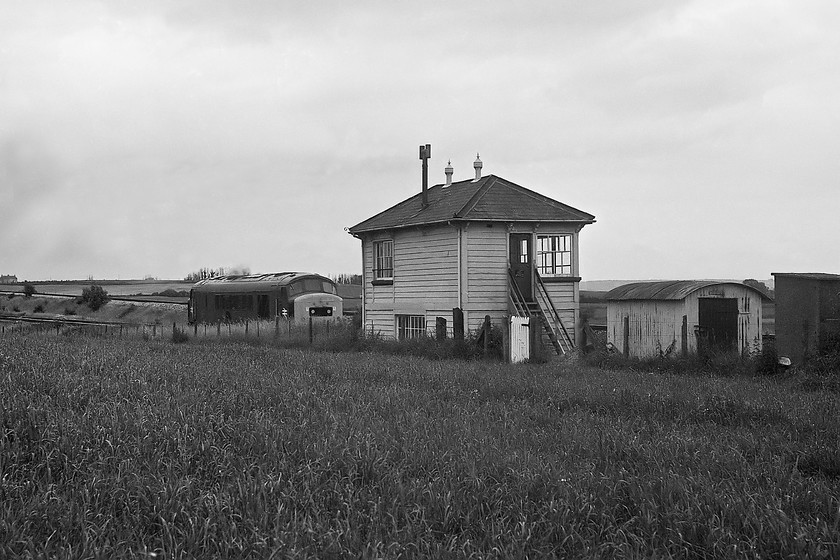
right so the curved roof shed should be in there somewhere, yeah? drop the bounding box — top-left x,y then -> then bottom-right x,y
605,281 -> 769,358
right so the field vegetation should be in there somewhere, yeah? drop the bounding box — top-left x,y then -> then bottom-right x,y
2,332 -> 839,558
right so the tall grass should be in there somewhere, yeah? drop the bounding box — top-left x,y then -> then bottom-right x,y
1,333 -> 839,558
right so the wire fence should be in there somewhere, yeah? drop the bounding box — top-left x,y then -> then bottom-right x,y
0,316 -> 358,347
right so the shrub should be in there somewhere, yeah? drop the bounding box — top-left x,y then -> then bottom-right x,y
23,283 -> 36,298
171,326 -> 190,344
79,284 -> 109,311
118,304 -> 137,318
33,304 -> 44,313
63,307 -> 76,316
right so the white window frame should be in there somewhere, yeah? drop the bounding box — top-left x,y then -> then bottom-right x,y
396,314 -> 426,340
536,234 -> 573,277
373,240 -> 394,280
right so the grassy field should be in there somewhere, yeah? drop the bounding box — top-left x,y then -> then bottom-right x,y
2,334 -> 839,558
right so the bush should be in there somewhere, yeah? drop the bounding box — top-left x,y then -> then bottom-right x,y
23,283 -> 36,298
171,326 -> 190,344
79,284 -> 109,311
33,304 -> 44,313
64,307 -> 76,316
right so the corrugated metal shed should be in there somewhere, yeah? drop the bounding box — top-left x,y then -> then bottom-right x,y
607,280 -> 772,302
348,175 -> 595,234
606,281 -> 769,358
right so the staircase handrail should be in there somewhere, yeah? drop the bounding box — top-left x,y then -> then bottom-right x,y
507,268 -> 531,317
535,271 -> 574,349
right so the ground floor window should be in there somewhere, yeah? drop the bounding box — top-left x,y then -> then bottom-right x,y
536,234 -> 573,276
396,314 -> 426,340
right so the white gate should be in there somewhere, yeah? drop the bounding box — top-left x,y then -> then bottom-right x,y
510,316 -> 530,363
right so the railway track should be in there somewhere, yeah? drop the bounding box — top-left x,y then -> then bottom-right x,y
0,289 -> 188,306
0,312 -> 158,329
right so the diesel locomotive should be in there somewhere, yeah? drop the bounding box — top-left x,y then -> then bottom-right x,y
188,272 -> 343,324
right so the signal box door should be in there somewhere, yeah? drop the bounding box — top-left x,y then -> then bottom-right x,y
698,298 -> 738,351
509,233 -> 533,301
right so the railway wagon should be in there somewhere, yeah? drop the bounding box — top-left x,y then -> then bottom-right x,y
188,272 -> 343,324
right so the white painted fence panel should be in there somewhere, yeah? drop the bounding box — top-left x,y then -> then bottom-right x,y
510,316 -> 530,363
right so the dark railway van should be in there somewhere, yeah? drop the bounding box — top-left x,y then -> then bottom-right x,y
188,272 -> 343,324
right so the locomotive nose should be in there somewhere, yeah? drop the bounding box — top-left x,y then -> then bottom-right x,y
294,292 -> 343,320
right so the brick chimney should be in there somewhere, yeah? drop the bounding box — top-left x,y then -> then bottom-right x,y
473,153 -> 482,181
444,160 -> 453,187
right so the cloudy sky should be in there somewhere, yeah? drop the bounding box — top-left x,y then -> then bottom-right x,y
2,1 -> 838,282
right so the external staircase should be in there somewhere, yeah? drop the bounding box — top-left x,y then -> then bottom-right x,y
508,269 -> 575,355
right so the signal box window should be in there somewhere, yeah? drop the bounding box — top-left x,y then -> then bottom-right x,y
374,240 -> 394,280
396,315 -> 426,340
536,234 -> 572,276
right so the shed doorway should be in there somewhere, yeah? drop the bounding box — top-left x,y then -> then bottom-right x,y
698,298 -> 738,351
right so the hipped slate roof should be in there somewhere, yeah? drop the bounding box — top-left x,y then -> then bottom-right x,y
348,174 -> 595,234
606,281 -> 772,302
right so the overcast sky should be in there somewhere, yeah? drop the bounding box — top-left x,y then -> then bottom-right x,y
2,1 -> 838,282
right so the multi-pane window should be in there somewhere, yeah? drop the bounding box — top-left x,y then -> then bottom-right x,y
373,240 -> 394,279
536,234 -> 573,276
396,315 -> 426,340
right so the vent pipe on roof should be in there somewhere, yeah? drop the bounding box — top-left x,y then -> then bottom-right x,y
473,153 -> 482,181
444,160 -> 453,187
420,143 -> 431,208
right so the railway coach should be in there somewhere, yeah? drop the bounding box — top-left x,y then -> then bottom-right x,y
188,272 -> 343,324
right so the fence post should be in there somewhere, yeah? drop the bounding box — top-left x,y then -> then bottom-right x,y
453,308 -> 464,342
623,316 -> 630,357
152,324 -> 156,338
217,320 -> 221,337
483,315 -> 491,357
309,316 -> 314,345
194,323 -> 198,336
256,320 -> 260,338
436,317 -> 447,341
275,315 -> 280,337
245,320 -> 249,335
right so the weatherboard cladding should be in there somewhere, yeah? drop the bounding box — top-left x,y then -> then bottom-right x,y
348,175 -> 595,234
606,280 -> 772,302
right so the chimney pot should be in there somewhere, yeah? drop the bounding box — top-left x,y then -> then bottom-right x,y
444,160 -> 453,187
473,153 -> 482,181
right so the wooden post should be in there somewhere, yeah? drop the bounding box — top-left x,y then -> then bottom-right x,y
483,315 -> 491,357
309,316 -> 314,345
529,315 -> 539,362
275,315 -> 280,337
256,320 -> 260,338
681,315 -> 688,356
623,316 -> 630,357
217,320 -> 221,337
453,308 -> 464,341
245,320 -> 249,335
436,317 -> 447,341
